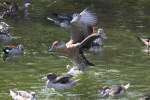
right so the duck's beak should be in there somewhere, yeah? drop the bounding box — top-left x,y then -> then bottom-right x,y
70,20 -> 74,24
70,19 -> 76,24
70,17 -> 77,24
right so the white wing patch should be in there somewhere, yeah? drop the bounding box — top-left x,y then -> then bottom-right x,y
79,8 -> 97,26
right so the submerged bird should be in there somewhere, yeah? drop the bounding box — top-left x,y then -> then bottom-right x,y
45,73 -> 79,90
0,31 -> 12,43
99,83 -> 130,97
49,33 -> 100,70
10,89 -> 36,100
3,44 -> 24,61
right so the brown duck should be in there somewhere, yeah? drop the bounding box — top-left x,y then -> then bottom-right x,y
49,33 -> 100,70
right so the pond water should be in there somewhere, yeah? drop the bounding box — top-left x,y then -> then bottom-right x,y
0,0 -> 150,100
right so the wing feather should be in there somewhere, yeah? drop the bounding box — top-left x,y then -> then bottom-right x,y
79,33 -> 100,49
79,9 -> 98,26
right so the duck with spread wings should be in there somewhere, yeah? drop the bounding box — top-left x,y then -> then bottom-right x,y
49,32 -> 100,70
48,8 -> 99,46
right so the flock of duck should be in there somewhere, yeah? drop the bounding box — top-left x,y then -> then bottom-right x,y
0,1 -> 150,100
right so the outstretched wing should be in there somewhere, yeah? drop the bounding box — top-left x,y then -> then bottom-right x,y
79,8 -> 97,26
79,33 -> 100,49
70,9 -> 98,43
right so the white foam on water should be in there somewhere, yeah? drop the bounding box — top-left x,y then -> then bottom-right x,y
142,48 -> 150,53
39,88 -> 63,97
26,62 -> 35,65
67,66 -> 83,76
107,69 -> 120,73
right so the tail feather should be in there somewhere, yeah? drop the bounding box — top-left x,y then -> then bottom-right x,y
80,51 -> 94,66
86,59 -> 95,66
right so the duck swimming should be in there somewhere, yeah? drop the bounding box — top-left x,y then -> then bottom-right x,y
99,83 -> 130,97
45,73 -> 79,90
3,44 -> 24,61
10,89 -> 36,100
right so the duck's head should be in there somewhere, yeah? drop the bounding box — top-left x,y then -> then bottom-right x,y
2,46 -> 15,61
99,86 -> 111,97
47,73 -> 57,81
49,41 -> 66,52
70,14 -> 80,24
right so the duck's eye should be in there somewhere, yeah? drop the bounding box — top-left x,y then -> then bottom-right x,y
73,13 -> 78,17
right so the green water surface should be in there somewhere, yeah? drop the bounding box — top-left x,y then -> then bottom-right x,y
0,0 -> 150,100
